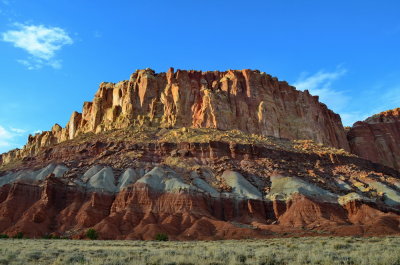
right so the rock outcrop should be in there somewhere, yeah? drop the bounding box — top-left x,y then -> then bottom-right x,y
1,68 -> 400,240
0,68 -> 350,166
0,138 -> 399,239
348,108 -> 400,171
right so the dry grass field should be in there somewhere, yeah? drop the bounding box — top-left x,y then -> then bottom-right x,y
0,236 -> 399,265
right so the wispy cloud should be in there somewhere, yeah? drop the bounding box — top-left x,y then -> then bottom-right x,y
93,30 -> 102,38
293,67 -> 371,126
294,68 -> 400,126
358,84 -> 400,121
293,67 -> 348,112
1,23 -> 73,69
0,126 -> 13,148
10,127 -> 26,134
340,112 -> 375,127
0,125 -> 26,150
381,85 -> 400,107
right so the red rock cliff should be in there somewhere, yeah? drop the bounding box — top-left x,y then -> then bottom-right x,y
0,68 -> 349,166
348,108 -> 400,171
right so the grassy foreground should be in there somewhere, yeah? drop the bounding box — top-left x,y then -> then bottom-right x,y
0,237 -> 399,265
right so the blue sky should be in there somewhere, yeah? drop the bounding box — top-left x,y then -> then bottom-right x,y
0,0 -> 400,153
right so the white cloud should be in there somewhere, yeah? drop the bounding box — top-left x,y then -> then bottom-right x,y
293,67 -> 348,112
293,67 -> 366,126
0,125 -> 27,151
353,84 -> 400,124
381,85 -> 400,107
293,67 -> 376,126
340,112 -> 374,127
0,126 -> 13,147
16,58 -> 42,70
2,23 -> 73,69
93,30 -> 102,38
10,127 -> 26,134
17,58 -> 62,70
294,68 -> 400,126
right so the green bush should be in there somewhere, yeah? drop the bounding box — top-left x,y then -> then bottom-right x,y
86,228 -> 98,240
237,254 -> 247,263
42,234 -> 61,239
67,253 -> 85,264
0,234 -> 9,239
13,232 -> 23,239
259,255 -> 284,265
333,243 -> 350,250
26,251 -> 42,261
155,233 -> 168,241
42,234 -> 52,239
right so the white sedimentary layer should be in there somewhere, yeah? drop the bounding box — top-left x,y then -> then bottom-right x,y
1,163 -> 398,209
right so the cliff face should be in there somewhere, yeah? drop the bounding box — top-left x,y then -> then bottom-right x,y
348,108 -> 400,171
1,69 -> 400,239
0,68 -> 349,166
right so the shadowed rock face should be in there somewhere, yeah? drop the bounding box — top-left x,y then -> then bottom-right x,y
348,108 -> 400,171
0,68 -> 349,166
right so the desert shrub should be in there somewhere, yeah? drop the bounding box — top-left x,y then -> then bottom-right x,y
336,256 -> 355,265
13,232 -> 23,239
391,257 -> 400,265
163,263 -> 195,265
26,251 -> 42,261
259,255 -> 284,265
66,253 -> 85,264
0,259 -> 10,265
42,234 -> 61,239
237,254 -> 247,263
333,243 -> 350,250
86,228 -> 98,240
0,234 -> 9,239
155,233 -> 168,241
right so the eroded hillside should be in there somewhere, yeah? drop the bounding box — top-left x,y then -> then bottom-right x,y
0,69 -> 399,240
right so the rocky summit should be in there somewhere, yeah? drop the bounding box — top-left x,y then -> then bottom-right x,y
0,69 -> 399,240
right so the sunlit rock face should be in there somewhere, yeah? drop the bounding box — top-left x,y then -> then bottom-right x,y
0,68 -> 350,166
1,68 -> 400,240
348,108 -> 400,171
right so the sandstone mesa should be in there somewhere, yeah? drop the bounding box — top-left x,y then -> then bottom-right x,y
0,68 -> 399,240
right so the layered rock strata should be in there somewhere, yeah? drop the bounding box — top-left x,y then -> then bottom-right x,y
1,69 -> 400,240
0,138 -> 399,239
0,68 -> 350,166
348,108 -> 400,171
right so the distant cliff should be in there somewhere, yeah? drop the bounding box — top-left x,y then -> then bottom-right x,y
348,108 -> 400,171
0,68 -> 349,166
